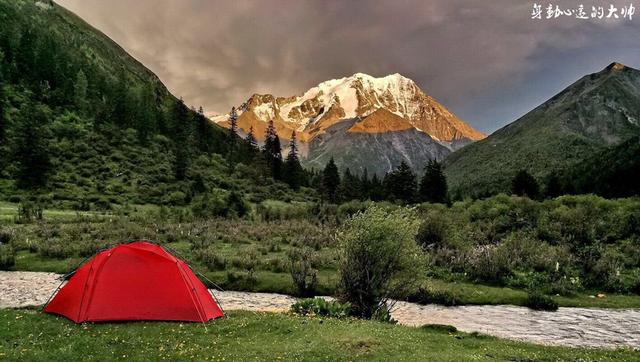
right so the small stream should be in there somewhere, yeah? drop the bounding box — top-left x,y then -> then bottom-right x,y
1,271 -> 639,349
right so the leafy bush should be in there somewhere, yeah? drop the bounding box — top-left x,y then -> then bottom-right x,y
37,239 -> 75,259
0,244 -> 15,270
407,286 -> 460,306
197,247 -> 227,271
421,324 -> 458,333
16,202 -> 44,224
465,244 -> 513,283
224,270 -> 258,290
0,230 -> 12,244
291,298 -> 351,319
256,200 -> 313,221
337,206 -> 423,318
288,247 -> 318,297
191,190 -> 229,218
525,291 -> 558,311
415,212 -> 449,250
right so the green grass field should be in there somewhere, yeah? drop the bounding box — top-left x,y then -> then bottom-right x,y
1,309 -> 637,361
3,199 -> 640,309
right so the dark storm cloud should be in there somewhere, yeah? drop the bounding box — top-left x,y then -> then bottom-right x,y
56,0 -> 640,133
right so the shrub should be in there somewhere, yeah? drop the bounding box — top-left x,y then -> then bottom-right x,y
256,200 -> 313,221
407,286 -> 459,306
525,291 -> 558,311
265,257 -> 287,273
415,212 -> 449,250
288,247 -> 318,297
0,244 -> 15,270
16,202 -> 44,224
224,270 -> 258,290
337,206 -> 423,319
421,324 -> 458,333
465,244 -> 513,283
226,191 -> 250,218
291,298 -> 351,319
38,239 -> 74,259
197,247 -> 227,271
191,191 -> 228,218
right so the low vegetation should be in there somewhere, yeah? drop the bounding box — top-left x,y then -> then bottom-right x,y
1,309 -> 638,361
1,194 -> 640,309
336,206 -> 423,319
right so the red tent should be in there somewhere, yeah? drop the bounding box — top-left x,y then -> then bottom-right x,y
44,241 -> 224,323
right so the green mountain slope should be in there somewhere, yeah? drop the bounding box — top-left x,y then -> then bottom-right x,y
0,0 -> 309,209
563,135 -> 640,198
445,62 -> 640,198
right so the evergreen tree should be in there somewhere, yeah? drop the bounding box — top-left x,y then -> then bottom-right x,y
340,168 -> 362,201
195,106 -> 215,154
369,173 -> 384,201
229,106 -> 238,135
512,169 -> 540,199
110,70 -> 129,126
134,85 -> 156,143
171,98 -> 191,180
263,120 -> 283,179
245,126 -> 258,151
73,69 -> 88,114
13,104 -> 52,189
360,168 -> 371,200
544,172 -> 563,199
284,131 -> 305,190
321,157 -> 340,202
418,159 -> 448,203
383,161 -> 417,204
0,61 -> 6,172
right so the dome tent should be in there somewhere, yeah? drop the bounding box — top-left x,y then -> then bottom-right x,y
44,241 -> 224,323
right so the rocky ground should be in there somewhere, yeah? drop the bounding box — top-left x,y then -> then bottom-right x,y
1,271 -> 639,349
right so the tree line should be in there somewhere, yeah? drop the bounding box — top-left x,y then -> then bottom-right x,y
316,158 -> 449,204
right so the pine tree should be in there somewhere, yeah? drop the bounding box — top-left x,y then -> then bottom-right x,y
418,159 -> 448,203
229,106 -> 238,135
340,168 -> 361,201
263,120 -> 283,179
0,61 -> 6,172
171,98 -> 191,180
383,161 -> 417,204
512,169 -> 540,199
195,106 -> 215,154
544,172 -> 563,199
73,69 -> 88,114
134,85 -> 156,143
13,103 -> 52,189
284,131 -> 305,189
360,168 -> 371,200
369,173 -> 384,201
245,126 -> 258,151
321,157 -> 340,202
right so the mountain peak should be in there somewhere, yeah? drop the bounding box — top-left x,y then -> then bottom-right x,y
213,72 -> 484,148
606,62 -> 627,72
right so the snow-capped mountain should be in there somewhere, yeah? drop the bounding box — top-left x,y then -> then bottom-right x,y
212,73 -> 485,175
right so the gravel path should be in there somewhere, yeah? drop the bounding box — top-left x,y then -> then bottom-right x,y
2,271 -> 639,349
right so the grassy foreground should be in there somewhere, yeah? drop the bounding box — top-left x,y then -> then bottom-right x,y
0,310 -> 637,361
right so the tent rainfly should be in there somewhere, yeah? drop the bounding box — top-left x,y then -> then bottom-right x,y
44,241 -> 224,323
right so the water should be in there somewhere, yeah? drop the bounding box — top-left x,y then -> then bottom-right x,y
2,271 -> 639,349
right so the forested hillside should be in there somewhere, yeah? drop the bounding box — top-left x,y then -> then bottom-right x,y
0,0 -> 312,210
445,63 -> 640,198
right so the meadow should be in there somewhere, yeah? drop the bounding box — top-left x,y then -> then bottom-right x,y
1,309 -> 638,361
2,194 -> 640,309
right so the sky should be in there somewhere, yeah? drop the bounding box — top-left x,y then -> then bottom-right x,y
56,0 -> 640,134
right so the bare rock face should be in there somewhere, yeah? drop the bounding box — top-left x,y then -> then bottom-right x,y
211,73 -> 485,174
